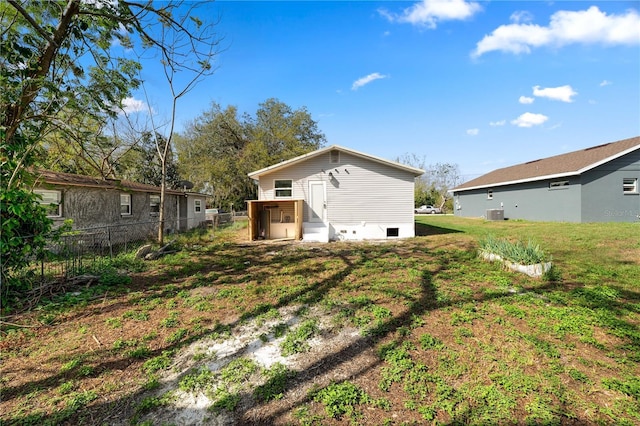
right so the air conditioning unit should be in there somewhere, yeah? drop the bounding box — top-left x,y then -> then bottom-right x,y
486,209 -> 504,221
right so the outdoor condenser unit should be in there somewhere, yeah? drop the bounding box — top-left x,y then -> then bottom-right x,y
486,209 -> 504,221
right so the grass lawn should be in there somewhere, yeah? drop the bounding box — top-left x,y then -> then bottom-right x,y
1,217 -> 639,425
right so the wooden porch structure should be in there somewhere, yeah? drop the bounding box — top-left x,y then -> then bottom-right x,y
246,199 -> 304,241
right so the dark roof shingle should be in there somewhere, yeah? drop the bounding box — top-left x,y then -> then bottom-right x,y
36,170 -> 192,195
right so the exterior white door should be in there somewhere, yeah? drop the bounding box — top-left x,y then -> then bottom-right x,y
308,181 -> 325,223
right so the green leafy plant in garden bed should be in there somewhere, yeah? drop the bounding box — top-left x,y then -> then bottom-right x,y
478,235 -> 549,265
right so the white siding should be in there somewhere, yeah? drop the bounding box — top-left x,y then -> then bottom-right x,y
257,150 -> 416,239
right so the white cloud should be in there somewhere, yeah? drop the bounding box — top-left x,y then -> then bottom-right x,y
599,80 -> 612,87
511,112 -> 549,128
472,6 -> 640,57
118,97 -> 151,114
380,0 -> 482,28
533,85 -> 577,102
351,72 -> 388,90
489,120 -> 506,126
519,95 -> 535,104
510,11 -> 533,24
466,128 -> 479,135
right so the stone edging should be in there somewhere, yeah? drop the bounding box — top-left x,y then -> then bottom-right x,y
480,250 -> 552,278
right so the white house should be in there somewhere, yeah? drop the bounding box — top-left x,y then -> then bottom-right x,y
246,145 -> 424,242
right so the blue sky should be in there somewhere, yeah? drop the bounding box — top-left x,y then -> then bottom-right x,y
124,1 -> 640,181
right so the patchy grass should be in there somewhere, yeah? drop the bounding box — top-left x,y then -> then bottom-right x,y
1,217 -> 639,425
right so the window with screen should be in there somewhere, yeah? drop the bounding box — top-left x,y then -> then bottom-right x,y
120,193 -> 132,215
150,195 -> 160,215
34,190 -> 62,217
275,180 -> 292,198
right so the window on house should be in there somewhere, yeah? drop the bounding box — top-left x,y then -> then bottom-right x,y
194,199 -> 202,213
549,180 -> 569,189
275,179 -> 292,198
34,189 -> 62,217
330,150 -> 340,164
120,193 -> 132,216
150,195 -> 161,215
386,228 -> 399,237
487,189 -> 493,200
623,178 -> 638,194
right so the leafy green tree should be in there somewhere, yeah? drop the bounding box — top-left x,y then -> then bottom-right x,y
0,132 -> 52,297
118,132 -> 181,188
175,103 -> 249,209
40,111 -> 143,178
1,0 -> 218,290
175,99 -> 326,210
246,98 -> 326,168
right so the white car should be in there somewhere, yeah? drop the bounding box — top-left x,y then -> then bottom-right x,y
205,208 -> 219,223
415,205 -> 441,214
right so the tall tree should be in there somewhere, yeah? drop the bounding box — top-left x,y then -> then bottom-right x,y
397,154 -> 460,211
175,99 -> 327,210
245,98 -> 327,168
39,111 -> 138,178
175,103 -> 249,209
118,131 -> 181,188
135,10 -> 219,244
1,0 -> 219,288
425,163 -> 462,211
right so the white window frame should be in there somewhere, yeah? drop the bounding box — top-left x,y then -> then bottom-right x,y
120,193 -> 132,216
35,189 -> 62,217
150,194 -> 161,215
623,178 -> 638,194
194,199 -> 202,213
274,179 -> 293,198
487,189 -> 493,200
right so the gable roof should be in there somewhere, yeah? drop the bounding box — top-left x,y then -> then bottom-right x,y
248,145 -> 424,179
454,136 -> 640,192
35,170 -> 203,196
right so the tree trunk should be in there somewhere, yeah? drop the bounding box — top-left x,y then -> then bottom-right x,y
157,159 -> 166,245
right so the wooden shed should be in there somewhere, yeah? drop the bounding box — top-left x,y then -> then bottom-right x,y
246,199 -> 304,241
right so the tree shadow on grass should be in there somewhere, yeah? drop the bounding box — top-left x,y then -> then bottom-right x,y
4,235 -> 640,425
415,222 -> 463,236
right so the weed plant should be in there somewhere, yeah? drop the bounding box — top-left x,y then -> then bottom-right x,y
312,381 -> 370,419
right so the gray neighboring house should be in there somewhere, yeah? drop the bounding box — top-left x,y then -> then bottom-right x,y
247,145 -> 424,242
34,170 -> 207,232
452,136 -> 640,223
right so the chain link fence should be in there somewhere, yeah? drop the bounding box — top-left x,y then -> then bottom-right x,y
17,214 -> 248,285
18,221 -> 161,284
